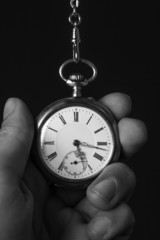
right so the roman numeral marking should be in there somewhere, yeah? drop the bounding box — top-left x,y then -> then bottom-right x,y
94,127 -> 104,134
93,153 -> 103,161
59,115 -> 66,125
86,115 -> 93,125
88,164 -> 93,171
97,142 -> 107,146
44,141 -> 55,145
48,152 -> 57,161
48,127 -> 58,132
58,162 -> 64,171
74,112 -> 79,122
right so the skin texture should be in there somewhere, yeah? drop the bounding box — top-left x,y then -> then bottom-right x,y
0,93 -> 147,240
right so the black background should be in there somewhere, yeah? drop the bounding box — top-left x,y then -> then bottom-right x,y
0,1 -> 159,239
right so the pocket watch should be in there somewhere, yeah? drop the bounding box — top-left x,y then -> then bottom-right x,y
34,0 -> 121,188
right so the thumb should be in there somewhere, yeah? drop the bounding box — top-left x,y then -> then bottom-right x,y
0,98 -> 34,184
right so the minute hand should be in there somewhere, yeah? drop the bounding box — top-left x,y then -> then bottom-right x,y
80,142 -> 106,151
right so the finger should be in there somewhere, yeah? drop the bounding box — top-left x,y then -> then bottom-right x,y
98,93 -> 147,158
87,163 -> 136,210
55,188 -> 86,207
0,98 -> 34,183
44,193 -> 88,238
75,197 -> 98,222
24,161 -> 49,203
57,210 -> 88,240
99,93 -> 132,120
44,195 -> 67,237
23,161 -> 49,236
118,118 -> 148,157
87,203 -> 135,240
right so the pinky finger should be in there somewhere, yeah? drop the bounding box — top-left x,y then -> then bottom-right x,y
86,203 -> 135,240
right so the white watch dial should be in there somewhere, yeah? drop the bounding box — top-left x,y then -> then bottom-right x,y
39,106 -> 115,181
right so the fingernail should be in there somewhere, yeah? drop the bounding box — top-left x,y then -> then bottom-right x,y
93,178 -> 117,203
3,98 -> 16,120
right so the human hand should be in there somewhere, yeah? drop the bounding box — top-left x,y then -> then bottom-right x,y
0,93 -> 147,240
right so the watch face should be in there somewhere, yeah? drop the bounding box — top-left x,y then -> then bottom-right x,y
37,104 -> 116,183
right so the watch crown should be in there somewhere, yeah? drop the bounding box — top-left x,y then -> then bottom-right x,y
69,73 -> 84,82
66,73 -> 88,87
66,73 -> 88,97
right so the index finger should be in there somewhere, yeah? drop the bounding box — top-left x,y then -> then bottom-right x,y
99,92 -> 132,120
99,92 -> 147,157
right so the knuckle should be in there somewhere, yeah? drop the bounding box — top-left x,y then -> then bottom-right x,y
0,126 -> 33,146
87,213 -> 112,240
123,164 -> 136,185
122,203 -> 135,227
114,162 -> 136,188
134,119 -> 148,143
88,163 -> 136,207
0,126 -> 33,161
87,204 -> 135,240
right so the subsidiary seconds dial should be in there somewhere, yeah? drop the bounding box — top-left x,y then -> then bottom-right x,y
37,104 -> 116,183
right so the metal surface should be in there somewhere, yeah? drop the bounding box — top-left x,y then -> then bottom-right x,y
69,0 -> 81,62
59,0 -> 98,97
35,97 -> 121,189
59,58 -> 97,97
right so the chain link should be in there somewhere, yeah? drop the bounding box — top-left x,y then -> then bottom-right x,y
69,0 -> 81,26
59,0 -> 97,93
69,0 -> 81,63
70,0 -> 79,9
